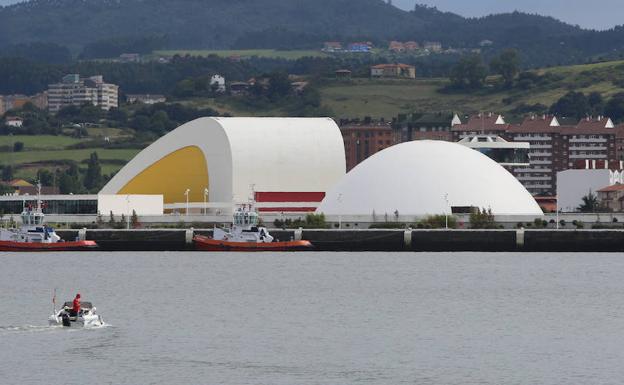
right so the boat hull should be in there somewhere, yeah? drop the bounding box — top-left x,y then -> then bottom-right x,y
0,240 -> 98,252
193,235 -> 312,251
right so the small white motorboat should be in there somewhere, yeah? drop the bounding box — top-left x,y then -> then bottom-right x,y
49,301 -> 104,328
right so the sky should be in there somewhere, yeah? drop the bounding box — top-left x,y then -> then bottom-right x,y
394,0 -> 622,30
0,0 -> 620,31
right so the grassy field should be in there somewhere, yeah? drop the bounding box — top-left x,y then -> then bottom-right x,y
0,135 -> 89,150
154,49 -> 328,60
318,60 -> 624,118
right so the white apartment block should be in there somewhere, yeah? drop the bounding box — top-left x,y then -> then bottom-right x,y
48,74 -> 118,113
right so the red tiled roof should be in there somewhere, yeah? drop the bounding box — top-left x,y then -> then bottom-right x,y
597,184 -> 624,192
451,114 -> 508,132
507,115 -> 559,133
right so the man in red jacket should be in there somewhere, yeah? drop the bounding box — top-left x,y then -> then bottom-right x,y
71,293 -> 81,317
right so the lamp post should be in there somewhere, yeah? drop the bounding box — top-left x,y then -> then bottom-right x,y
556,195 -> 559,230
203,188 -> 209,216
337,193 -> 343,229
444,193 -> 449,229
125,194 -> 130,229
184,189 -> 190,216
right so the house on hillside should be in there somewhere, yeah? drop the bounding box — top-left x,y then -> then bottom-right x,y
388,41 -> 405,53
323,42 -> 343,52
335,69 -> 352,79
370,64 -> 416,79
5,116 -> 23,128
229,82 -> 251,95
424,41 -> 442,52
404,41 -> 420,51
347,42 -> 371,53
210,75 -> 226,93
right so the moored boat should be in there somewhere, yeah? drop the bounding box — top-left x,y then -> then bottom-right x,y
0,184 -> 98,252
193,206 -> 313,251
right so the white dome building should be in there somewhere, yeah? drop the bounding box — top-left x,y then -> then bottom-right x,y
316,140 -> 542,217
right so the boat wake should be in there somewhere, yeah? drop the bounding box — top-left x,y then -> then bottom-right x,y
0,324 -> 63,333
0,322 -> 112,334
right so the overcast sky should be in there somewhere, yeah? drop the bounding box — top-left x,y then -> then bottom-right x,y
0,0 -> 620,30
395,0 -> 622,30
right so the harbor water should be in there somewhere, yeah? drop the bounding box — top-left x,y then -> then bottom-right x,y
2,252 -> 624,385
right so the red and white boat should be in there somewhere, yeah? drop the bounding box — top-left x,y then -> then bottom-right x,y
0,185 -> 97,252
193,206 -> 312,252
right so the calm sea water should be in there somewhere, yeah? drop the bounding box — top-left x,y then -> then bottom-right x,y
1,252 -> 624,385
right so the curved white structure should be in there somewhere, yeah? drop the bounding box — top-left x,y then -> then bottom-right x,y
317,140 -> 542,216
100,117 -> 346,211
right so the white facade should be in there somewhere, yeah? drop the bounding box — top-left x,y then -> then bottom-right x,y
556,169 -> 616,212
6,117 -> 23,127
100,117 -> 346,211
210,75 -> 226,93
97,194 -> 164,216
316,140 -> 542,217
48,74 -> 118,112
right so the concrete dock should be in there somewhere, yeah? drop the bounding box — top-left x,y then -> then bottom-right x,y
53,229 -> 624,252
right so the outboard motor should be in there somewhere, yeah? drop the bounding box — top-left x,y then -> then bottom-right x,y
62,313 -> 71,327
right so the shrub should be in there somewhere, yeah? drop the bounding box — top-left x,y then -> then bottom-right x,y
469,208 -> 496,229
13,141 -> 24,152
420,214 -> 457,229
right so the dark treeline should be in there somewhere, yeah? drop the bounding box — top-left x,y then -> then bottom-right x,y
0,55 -> 256,95
2,0 -> 624,68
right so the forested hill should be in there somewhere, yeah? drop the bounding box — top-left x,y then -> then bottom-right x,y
1,0 -> 624,66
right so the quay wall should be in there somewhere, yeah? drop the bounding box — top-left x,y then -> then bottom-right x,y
54,229 -> 624,252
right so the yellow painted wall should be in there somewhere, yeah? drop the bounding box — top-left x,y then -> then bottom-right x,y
118,146 -> 209,204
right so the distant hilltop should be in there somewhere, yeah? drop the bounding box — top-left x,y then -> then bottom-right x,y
0,0 -> 624,67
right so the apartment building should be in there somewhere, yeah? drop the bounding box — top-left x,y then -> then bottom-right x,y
453,114 -> 617,196
339,119 -> 395,171
48,74 -> 118,113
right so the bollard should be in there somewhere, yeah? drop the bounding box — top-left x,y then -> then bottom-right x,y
403,229 -> 412,249
185,228 -> 194,244
516,228 -> 525,248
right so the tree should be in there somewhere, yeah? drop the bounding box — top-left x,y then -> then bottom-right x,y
605,93 -> 624,123
57,162 -> 82,194
550,91 -> 590,120
84,152 -> 103,191
1,165 -> 13,182
12,142 -> 24,152
578,191 -> 598,213
37,169 -> 54,186
267,72 -> 292,101
469,208 -> 496,229
450,54 -> 487,90
131,209 -> 139,228
588,92 -> 604,116
490,49 -> 520,87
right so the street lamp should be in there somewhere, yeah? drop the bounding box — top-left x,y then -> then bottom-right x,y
337,193 -> 343,229
444,193 -> 449,229
203,188 -> 209,216
125,194 -> 130,229
184,188 -> 190,216
556,195 -> 559,229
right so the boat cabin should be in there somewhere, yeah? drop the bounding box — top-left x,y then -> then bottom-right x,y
233,209 -> 259,227
21,211 -> 44,226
